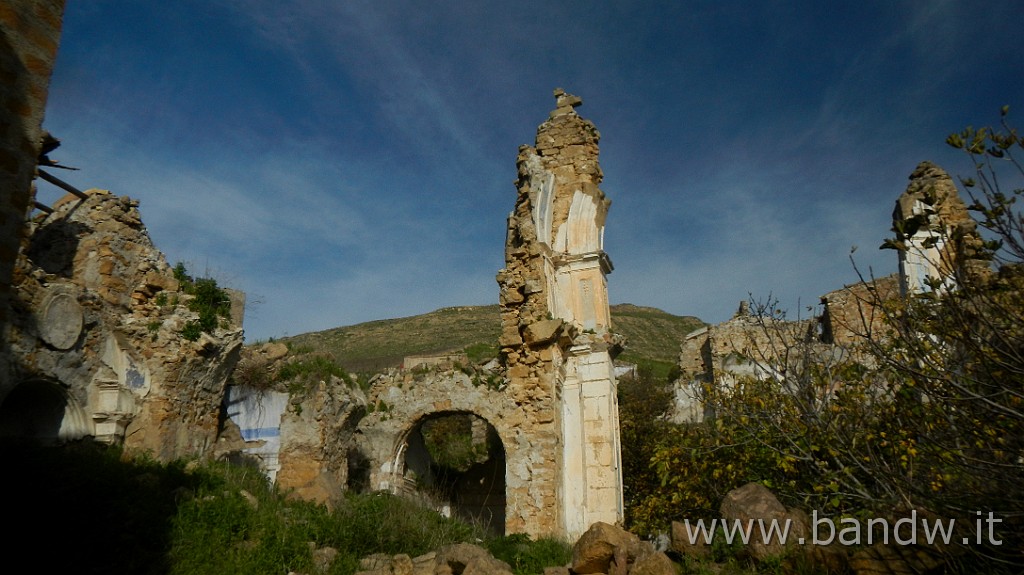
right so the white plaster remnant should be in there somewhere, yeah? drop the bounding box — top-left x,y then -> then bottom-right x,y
225,385 -> 289,482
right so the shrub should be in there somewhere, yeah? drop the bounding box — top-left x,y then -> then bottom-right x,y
464,342 -> 499,364
276,354 -> 351,387
634,111 -> 1024,570
173,262 -> 232,341
327,491 -> 483,559
181,320 -> 203,342
420,414 -> 491,472
617,366 -> 676,534
231,354 -> 274,391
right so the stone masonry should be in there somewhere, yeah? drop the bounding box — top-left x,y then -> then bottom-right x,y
1,2 -> 245,461
0,0 -> 66,383
2,188 -> 244,458
496,89 -> 624,539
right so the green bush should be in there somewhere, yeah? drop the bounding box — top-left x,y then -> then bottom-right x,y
181,320 -> 203,342
464,342 -> 498,364
276,354 -> 352,388
420,414 -> 490,472
4,441 -> 547,575
617,366 -> 677,534
173,262 -> 232,341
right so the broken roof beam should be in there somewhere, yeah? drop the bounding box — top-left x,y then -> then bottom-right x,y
37,169 -> 87,200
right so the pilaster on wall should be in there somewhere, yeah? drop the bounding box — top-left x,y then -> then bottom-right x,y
497,89 -> 623,539
561,342 -> 623,536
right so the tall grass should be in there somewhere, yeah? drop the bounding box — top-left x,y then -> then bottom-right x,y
2,440 -> 570,575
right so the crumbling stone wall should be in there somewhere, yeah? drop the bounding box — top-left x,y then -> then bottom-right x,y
213,342 -> 368,508
353,367 -> 520,528
818,275 -> 899,347
2,189 -> 243,459
276,377 -> 366,506
676,283 -> 908,423
675,302 -> 817,422
205,91 -> 624,541
0,3 -> 245,460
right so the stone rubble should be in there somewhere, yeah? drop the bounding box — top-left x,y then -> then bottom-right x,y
353,543 -> 514,575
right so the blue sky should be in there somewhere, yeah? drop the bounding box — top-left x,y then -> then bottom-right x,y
39,1 -> 1023,342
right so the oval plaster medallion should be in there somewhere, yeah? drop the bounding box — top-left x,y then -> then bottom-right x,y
40,291 -> 84,350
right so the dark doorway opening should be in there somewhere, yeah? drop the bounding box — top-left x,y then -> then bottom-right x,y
0,379 -> 73,442
403,412 -> 506,535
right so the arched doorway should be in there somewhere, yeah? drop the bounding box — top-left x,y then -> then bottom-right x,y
0,379 -> 90,442
399,411 -> 506,535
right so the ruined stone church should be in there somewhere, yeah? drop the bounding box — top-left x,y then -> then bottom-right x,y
2,0 -> 992,545
673,160 -> 989,423
2,19 -> 627,539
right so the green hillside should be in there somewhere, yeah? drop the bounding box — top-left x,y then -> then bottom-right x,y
280,304 -> 705,376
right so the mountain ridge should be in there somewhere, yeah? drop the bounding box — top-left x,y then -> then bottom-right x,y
278,304 -> 705,376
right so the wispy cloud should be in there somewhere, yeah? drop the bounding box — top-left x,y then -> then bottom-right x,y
42,1 -> 1022,341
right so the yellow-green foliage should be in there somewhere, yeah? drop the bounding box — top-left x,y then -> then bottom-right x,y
625,113 -> 1024,571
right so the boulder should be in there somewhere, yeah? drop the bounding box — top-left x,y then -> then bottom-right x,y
786,508 -> 847,574
311,546 -> 338,574
670,520 -> 711,559
628,551 -> 676,575
391,554 -> 414,575
435,543 -> 513,575
849,541 -> 944,575
351,544 -> 513,575
356,553 -> 393,574
571,521 -> 651,575
719,482 -> 791,561
263,341 -> 289,361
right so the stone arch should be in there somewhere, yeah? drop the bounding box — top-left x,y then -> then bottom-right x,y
354,371 -> 528,535
0,379 -> 92,442
395,411 -> 506,534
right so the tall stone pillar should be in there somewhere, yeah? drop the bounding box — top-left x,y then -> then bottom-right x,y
497,89 -> 624,539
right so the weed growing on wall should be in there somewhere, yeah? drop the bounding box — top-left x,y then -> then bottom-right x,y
173,262 -> 232,341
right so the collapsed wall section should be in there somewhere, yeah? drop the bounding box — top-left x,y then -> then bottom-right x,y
676,161 -> 982,424
2,189 -> 243,459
